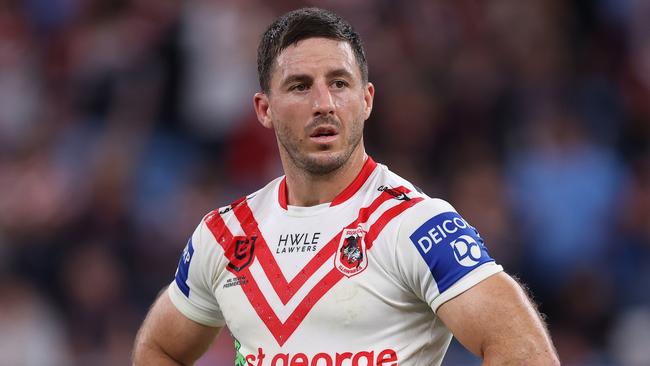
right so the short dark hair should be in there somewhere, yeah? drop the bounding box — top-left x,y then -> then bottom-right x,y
257,7 -> 368,94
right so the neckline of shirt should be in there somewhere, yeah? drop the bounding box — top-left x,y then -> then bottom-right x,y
277,156 -> 378,215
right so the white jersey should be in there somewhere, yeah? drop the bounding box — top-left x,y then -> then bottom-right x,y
169,157 -> 502,366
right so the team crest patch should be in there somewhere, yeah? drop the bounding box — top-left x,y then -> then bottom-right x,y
335,227 -> 368,277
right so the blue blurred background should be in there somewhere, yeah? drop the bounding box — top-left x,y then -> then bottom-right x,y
0,0 -> 649,365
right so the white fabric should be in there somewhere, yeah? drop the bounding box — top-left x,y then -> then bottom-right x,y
169,162 -> 502,365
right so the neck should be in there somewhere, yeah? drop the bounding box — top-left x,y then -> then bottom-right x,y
282,146 -> 367,207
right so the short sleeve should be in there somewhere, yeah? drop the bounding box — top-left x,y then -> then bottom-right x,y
168,219 -> 226,327
395,198 -> 503,312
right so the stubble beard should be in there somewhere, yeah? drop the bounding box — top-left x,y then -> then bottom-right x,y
276,116 -> 364,176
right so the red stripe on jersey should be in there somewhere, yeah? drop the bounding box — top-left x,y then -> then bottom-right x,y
365,197 -> 424,249
233,267 -> 286,339
234,265 -> 346,346
275,268 -> 343,343
204,210 -> 235,245
233,196 -> 423,346
234,185 -> 405,305
204,212 -> 288,341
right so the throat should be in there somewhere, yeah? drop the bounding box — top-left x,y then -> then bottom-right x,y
282,151 -> 369,207
287,173 -> 346,207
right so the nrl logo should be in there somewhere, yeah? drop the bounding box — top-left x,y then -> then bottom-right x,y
227,236 -> 256,272
335,227 -> 368,277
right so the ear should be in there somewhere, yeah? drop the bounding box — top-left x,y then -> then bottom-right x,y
254,92 -> 273,129
363,82 -> 375,120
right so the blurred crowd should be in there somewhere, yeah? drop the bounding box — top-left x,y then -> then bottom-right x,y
0,0 -> 649,365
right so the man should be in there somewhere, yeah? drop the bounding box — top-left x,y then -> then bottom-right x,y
133,8 -> 559,366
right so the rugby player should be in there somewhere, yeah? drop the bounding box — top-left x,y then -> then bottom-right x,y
133,7 -> 559,366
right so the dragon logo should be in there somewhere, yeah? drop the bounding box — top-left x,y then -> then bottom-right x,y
340,235 -> 364,268
335,227 -> 368,277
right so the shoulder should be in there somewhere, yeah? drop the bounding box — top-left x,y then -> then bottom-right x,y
371,163 -> 425,196
203,176 -> 283,222
397,197 -> 458,235
366,163 -> 465,247
370,164 -> 469,245
193,176 -> 283,248
371,163 -> 455,224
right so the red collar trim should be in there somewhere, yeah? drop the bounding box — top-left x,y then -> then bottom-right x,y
278,177 -> 288,209
277,156 -> 378,210
330,156 -> 377,206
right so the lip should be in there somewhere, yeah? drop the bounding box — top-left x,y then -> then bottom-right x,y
308,125 -> 339,144
309,134 -> 339,144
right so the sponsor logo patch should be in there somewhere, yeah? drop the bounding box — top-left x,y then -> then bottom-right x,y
409,212 -> 494,293
276,232 -> 321,254
175,238 -> 194,297
378,185 -> 411,201
335,226 -> 368,277
243,347 -> 398,366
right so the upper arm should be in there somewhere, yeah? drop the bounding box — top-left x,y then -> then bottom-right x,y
134,216 -> 228,365
437,272 -> 559,365
133,288 -> 222,365
394,198 -> 558,364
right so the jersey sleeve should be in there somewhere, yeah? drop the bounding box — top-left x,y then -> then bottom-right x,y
168,217 -> 226,327
395,198 -> 503,312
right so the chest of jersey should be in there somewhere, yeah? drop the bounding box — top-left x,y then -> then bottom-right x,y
210,193 -> 434,362
169,163 -> 505,365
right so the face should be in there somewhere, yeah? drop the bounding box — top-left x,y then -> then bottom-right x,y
254,38 -> 374,176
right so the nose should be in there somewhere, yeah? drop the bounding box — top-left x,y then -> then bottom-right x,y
311,82 -> 335,116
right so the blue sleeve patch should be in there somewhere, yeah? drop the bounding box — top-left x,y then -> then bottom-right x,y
175,238 -> 195,297
409,212 -> 494,293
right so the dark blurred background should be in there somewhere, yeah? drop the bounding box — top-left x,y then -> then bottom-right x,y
0,0 -> 649,365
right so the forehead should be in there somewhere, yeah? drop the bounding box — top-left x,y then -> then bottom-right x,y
272,38 -> 360,83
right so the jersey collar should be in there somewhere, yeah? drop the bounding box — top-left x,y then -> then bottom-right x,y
278,156 -> 378,210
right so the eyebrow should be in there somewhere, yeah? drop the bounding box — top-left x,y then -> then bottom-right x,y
280,68 -> 356,89
281,74 -> 312,89
326,68 -> 354,80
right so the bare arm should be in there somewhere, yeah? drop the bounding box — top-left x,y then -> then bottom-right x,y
132,288 -> 221,366
437,272 -> 560,365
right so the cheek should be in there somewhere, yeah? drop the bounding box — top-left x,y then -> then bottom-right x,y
272,103 -> 307,138
333,91 -> 354,108
273,98 -> 310,123
333,96 -> 347,109
271,105 -> 293,126
335,92 -> 364,119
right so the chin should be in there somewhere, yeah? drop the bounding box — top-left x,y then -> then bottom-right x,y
301,150 -> 349,175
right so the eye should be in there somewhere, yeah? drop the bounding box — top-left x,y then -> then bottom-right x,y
333,80 -> 348,89
290,83 -> 308,92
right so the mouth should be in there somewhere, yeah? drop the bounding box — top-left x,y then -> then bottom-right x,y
309,125 -> 339,143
